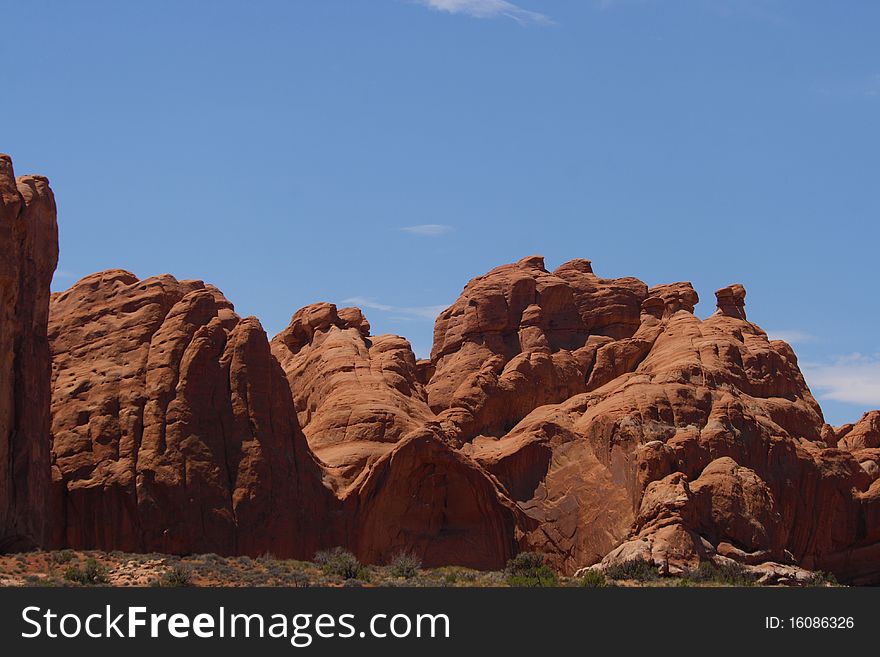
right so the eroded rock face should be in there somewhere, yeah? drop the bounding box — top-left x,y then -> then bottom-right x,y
349,426 -> 521,569
481,282 -> 878,579
427,256 -> 646,444
270,303 -> 435,493
49,271 -> 334,557
834,411 -> 880,452
418,264 -> 877,580
0,155 -> 58,551
21,235 -> 880,582
268,304 -> 521,568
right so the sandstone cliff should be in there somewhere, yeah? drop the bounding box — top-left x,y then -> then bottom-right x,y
48,270 -> 336,557
433,258 -> 879,581
43,255 -> 880,582
269,303 -> 521,568
5,154 -> 878,583
0,154 -> 58,551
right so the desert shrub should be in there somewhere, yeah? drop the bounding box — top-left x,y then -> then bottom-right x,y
155,565 -> 194,587
36,577 -> 59,587
289,571 -> 310,588
388,551 -> 421,579
257,551 -> 277,564
315,547 -> 362,580
579,569 -> 608,588
680,561 -> 758,587
505,552 -> 558,587
804,571 -> 838,587
506,552 -> 545,573
53,550 -> 75,565
605,559 -> 659,582
63,558 -> 107,585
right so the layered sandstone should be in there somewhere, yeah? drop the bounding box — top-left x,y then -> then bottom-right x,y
270,303 -> 434,492
427,256 -> 647,444
269,304 -> 522,568
347,426 -> 521,569
3,178 -> 874,585
388,255 -> 878,581
48,271 -> 334,556
0,155 -> 58,551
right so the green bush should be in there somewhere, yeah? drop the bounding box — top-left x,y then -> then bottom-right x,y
53,550 -> 75,565
804,571 -> 838,587
505,552 -> 558,587
506,552 -> 546,573
63,558 -> 107,585
388,551 -> 421,579
289,571 -> 310,588
680,561 -> 758,587
155,565 -> 194,587
605,559 -> 659,582
315,547 -> 362,580
579,569 -> 608,588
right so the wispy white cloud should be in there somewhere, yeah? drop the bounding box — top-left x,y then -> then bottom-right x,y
345,297 -> 394,312
343,296 -> 449,321
802,353 -> 880,406
416,0 -> 553,26
766,329 -> 817,345
400,224 -> 454,237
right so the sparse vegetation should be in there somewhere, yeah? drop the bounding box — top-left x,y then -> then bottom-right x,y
605,559 -> 659,582
63,558 -> 107,585
579,569 -> 608,588
0,549 -> 850,588
289,571 -> 310,588
804,571 -> 838,587
388,551 -> 421,579
52,549 -> 75,564
315,547 -> 363,580
155,565 -> 194,587
678,561 -> 758,587
504,552 -> 559,587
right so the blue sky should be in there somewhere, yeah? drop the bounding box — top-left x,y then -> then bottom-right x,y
2,1 -> 878,425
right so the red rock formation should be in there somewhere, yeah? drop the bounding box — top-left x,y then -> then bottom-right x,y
21,230 -> 880,583
4,147 -> 877,580
349,426 -> 522,569
427,256 -> 646,443
470,279 -> 879,579
0,154 -> 58,551
270,303 -> 435,492
834,411 -> 880,452
49,271 -> 334,557
269,303 -> 521,568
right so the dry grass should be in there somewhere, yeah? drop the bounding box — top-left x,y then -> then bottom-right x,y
0,550 -> 835,588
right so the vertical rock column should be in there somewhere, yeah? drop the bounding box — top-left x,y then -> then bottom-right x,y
0,154 -> 58,550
